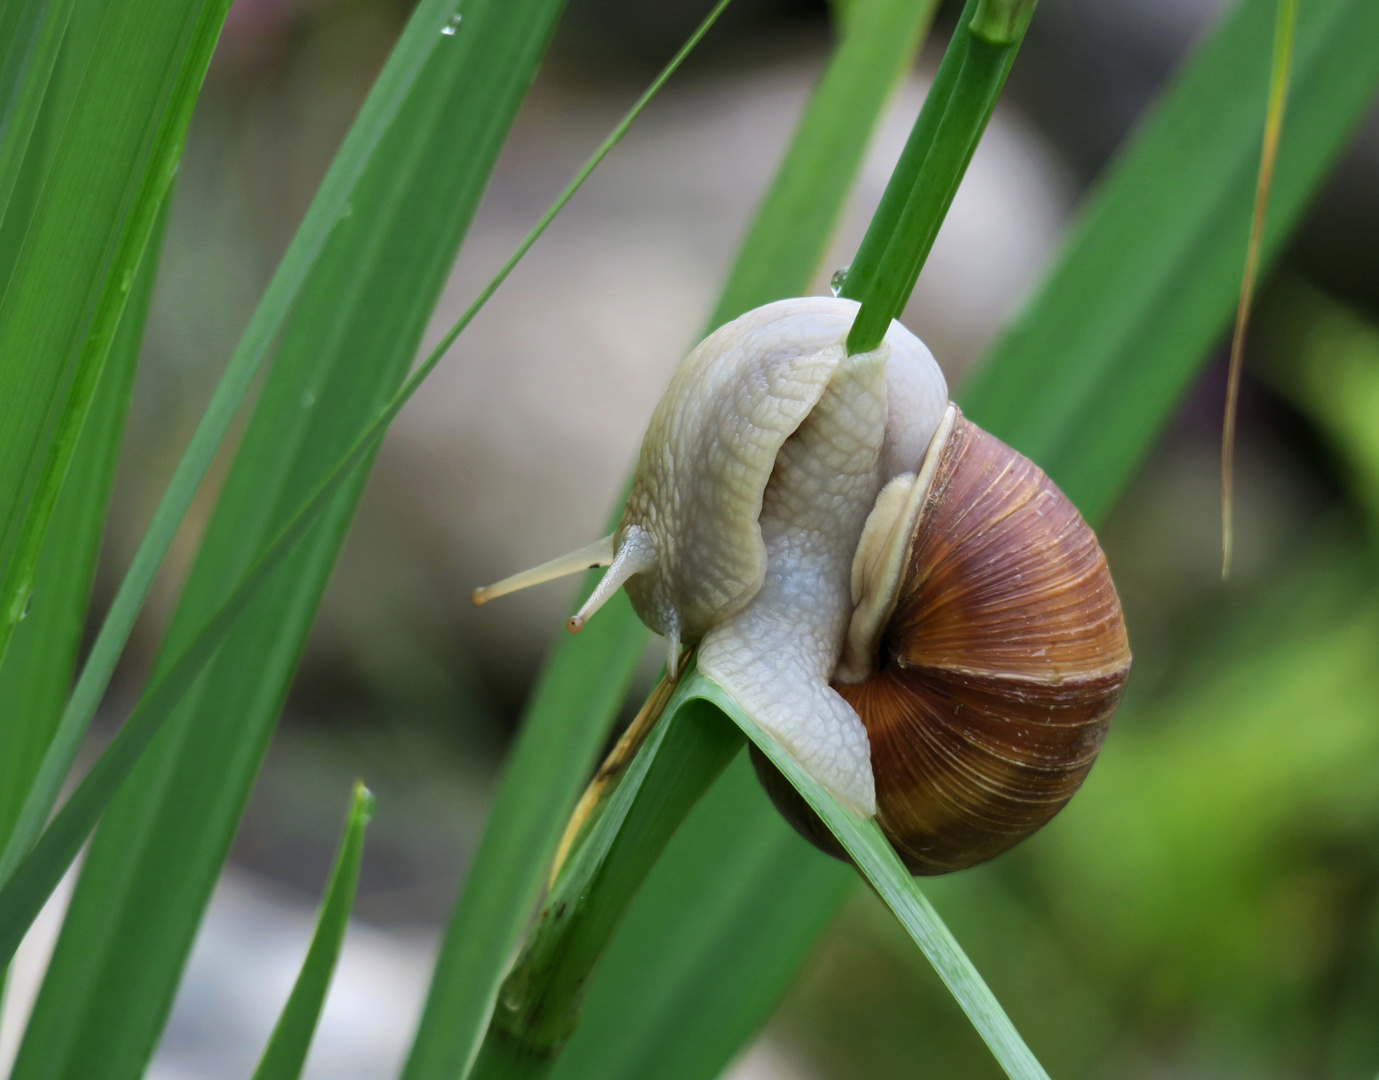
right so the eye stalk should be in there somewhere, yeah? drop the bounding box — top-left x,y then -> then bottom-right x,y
473,297 -> 1129,873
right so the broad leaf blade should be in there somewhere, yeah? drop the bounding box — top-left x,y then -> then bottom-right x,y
0,0 -> 231,662
0,197 -> 164,851
7,2 -> 567,1076
250,782 -> 374,1080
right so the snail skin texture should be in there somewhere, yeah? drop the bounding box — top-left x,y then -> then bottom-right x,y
475,296 -> 1131,875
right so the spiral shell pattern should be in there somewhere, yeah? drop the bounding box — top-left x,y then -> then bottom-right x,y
756,411 -> 1131,875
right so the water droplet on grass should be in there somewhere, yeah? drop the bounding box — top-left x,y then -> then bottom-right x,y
441,13 -> 461,34
830,266 -> 849,297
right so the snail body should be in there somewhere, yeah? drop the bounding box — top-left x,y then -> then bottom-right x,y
475,297 -> 1130,873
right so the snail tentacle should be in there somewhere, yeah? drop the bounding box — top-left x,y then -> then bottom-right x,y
567,525 -> 657,633
472,534 -> 617,606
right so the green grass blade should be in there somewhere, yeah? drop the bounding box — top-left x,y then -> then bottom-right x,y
5,1 -> 567,1076
403,586 -> 650,1080
543,0 -> 1379,1075
959,0 -> 1379,522
0,0 -> 452,892
469,696 -> 743,1078
0,0 -> 232,665
688,673 -> 1048,1080
550,759 -> 852,1080
708,0 -> 938,326
0,0 -> 723,973
404,1 -> 935,1074
1220,0 -> 1297,577
0,0 -> 75,233
0,194 -> 165,852
250,781 -> 374,1080
843,0 -> 1030,353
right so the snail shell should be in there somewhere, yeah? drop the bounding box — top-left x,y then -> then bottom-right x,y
474,297 -> 1130,875
752,406 -> 1131,874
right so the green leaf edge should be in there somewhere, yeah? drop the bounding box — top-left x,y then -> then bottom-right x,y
683,671 -> 1050,1080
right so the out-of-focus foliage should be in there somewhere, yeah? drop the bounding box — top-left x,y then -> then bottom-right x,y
5,2 -> 568,1078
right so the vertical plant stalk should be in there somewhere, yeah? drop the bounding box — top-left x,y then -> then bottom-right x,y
1221,0 -> 1296,577
841,0 -> 1034,353
708,0 -> 939,325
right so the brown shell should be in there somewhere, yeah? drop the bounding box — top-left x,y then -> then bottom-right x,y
754,411 -> 1131,875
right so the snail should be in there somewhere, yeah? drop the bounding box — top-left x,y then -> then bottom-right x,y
474,296 -> 1131,875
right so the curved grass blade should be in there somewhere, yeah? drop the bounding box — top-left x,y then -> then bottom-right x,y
1221,0 -> 1296,577
687,673 -> 1048,1080
0,0 -> 453,889
549,759 -> 853,1080
250,782 -> 374,1080
468,690 -> 743,1080
497,655 -> 1044,1080
404,0 -> 938,1072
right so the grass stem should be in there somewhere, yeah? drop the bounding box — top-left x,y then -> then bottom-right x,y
840,0 -> 1034,353
1221,0 -> 1296,578
471,691 -> 743,1073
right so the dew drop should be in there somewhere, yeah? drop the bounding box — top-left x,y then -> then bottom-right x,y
441,13 -> 461,34
301,390 -> 317,408
20,596 -> 32,621
829,265 -> 849,297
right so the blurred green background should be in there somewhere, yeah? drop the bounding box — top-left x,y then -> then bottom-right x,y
9,0 -> 1377,1077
